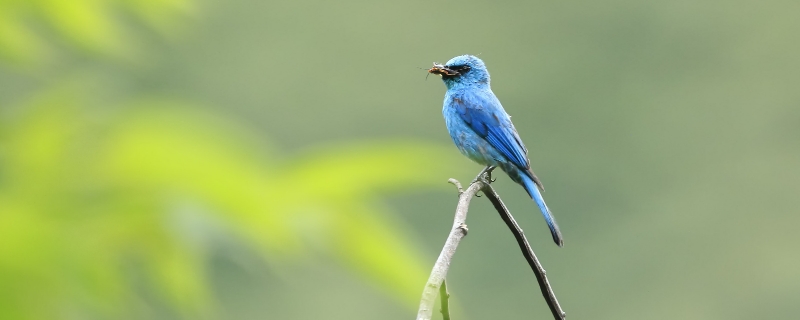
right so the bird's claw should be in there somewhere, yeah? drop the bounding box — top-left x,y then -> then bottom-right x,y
471,166 -> 497,185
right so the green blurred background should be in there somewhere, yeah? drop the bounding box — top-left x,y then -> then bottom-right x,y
1,0 -> 799,319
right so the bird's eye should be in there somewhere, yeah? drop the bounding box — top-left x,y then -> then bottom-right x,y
448,65 -> 471,73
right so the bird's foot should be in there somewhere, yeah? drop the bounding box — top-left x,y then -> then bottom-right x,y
472,166 -> 496,185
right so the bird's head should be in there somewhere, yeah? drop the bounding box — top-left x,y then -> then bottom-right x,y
428,55 -> 490,90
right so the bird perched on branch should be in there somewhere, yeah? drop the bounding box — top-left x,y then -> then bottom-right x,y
429,55 -> 563,247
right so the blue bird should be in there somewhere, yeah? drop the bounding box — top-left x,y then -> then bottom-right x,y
429,55 -> 563,247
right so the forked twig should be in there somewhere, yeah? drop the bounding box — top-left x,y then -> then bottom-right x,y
415,167 -> 565,320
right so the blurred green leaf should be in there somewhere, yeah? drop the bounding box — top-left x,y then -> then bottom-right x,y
102,102 -> 462,304
39,0 -> 126,55
0,1 -> 464,317
0,10 -> 49,64
0,84 -> 464,319
0,0 -> 197,67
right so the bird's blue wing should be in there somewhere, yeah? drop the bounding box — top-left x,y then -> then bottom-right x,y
450,91 -> 530,171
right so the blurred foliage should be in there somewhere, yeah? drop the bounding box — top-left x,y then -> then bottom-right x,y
0,0 -> 464,319
0,0 -> 195,66
3,0 -> 799,319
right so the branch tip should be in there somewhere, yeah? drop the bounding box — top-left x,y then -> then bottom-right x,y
448,178 -> 464,194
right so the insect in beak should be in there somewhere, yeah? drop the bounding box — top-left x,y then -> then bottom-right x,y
428,63 -> 460,77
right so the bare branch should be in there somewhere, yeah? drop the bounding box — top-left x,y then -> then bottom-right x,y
416,166 -> 565,320
415,171 -> 488,320
481,183 -> 566,320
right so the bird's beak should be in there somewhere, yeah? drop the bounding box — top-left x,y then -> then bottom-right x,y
428,63 -> 459,77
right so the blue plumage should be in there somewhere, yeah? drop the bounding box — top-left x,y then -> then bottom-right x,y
429,55 -> 563,247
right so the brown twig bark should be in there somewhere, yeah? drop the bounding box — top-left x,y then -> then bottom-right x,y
481,182 -> 566,320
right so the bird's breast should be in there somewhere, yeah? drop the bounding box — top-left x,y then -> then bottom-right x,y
442,97 -> 500,166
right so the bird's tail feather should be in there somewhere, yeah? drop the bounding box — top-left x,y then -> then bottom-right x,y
520,173 -> 563,247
